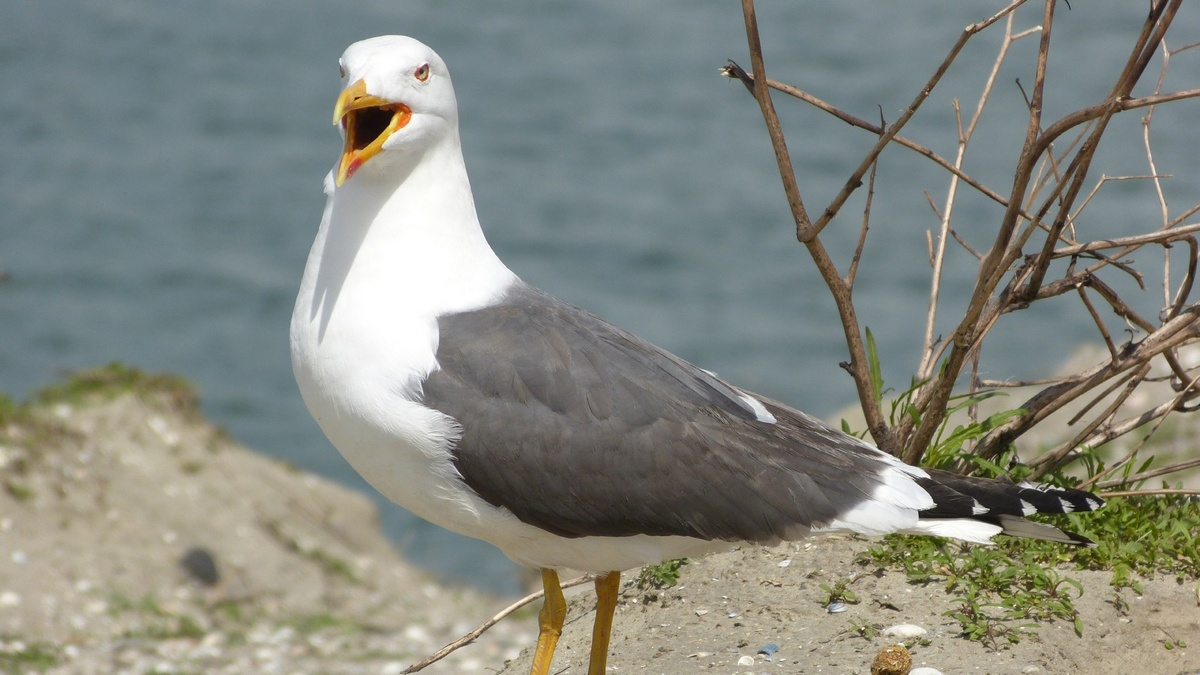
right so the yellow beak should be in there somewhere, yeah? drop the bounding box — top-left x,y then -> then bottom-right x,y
332,79 -> 412,186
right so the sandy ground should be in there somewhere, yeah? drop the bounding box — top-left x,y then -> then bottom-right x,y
500,542 -> 1199,675
0,390 -> 531,673
1,386 -> 1197,674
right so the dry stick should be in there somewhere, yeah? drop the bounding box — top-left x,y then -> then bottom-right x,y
1147,38 -> 1199,326
808,0 -> 1030,242
981,307 -> 1200,462
846,152 -> 880,288
949,226 -> 984,260
1021,118 -> 1125,302
1098,457 -> 1200,490
1072,175 -> 1171,229
906,2 -> 1188,462
976,0 -> 1056,295
1076,281 -> 1120,360
919,14 -> 1038,382
1166,236 -> 1199,323
1009,8 -> 1194,276
738,0 -> 811,238
738,0 -> 892,449
1079,372 -> 1200,489
402,574 -> 596,673
727,66 -> 1020,216
739,0 -> 1027,454
978,374 -> 1079,388
1023,365 -> 1147,475
1099,488 -> 1200,498
1066,365 -> 1145,429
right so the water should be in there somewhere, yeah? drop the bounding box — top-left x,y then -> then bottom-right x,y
2,1 -> 1196,595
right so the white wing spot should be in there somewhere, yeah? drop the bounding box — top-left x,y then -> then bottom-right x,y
737,392 -> 777,424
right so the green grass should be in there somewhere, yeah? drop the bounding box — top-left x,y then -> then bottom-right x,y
2,480 -> 32,503
636,558 -> 689,590
262,519 -> 362,585
859,489 -> 1200,648
33,362 -> 197,412
839,357 -> 1200,648
0,640 -> 60,674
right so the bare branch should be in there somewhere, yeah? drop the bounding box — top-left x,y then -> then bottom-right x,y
403,574 -> 596,673
738,0 -> 812,239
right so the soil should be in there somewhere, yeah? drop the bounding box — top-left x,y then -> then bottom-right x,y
0,386 -> 1196,674
500,541 -> 1200,675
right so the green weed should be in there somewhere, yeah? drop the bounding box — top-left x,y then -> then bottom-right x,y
636,558 -> 689,590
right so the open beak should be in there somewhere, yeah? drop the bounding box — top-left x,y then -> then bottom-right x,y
332,79 -> 412,186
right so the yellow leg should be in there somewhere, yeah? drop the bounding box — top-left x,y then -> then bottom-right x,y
529,568 -> 566,675
588,571 -> 621,675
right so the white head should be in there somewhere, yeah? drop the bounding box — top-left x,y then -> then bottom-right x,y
331,36 -> 459,187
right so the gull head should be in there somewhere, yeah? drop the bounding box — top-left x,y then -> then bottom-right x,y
331,36 -> 458,187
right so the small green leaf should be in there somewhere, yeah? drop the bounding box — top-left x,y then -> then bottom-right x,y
864,327 -> 884,406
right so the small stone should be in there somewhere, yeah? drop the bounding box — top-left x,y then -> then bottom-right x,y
909,668 -> 945,675
694,609 -> 709,616
1021,667 -> 1041,674
0,591 -> 20,607
870,644 -> 911,675
882,623 -> 928,639
180,547 -> 220,587
737,654 -> 756,666
777,558 -> 791,568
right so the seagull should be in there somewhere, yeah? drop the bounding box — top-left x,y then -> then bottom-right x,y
291,35 -> 1104,675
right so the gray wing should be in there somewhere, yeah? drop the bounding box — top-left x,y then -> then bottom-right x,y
421,283 -> 910,542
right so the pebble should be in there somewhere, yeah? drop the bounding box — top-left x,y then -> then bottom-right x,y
882,623 -> 928,639
0,591 -> 20,607
909,668 -> 945,675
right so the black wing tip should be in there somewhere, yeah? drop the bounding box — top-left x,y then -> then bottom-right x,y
1018,480 -> 1106,514
1069,531 -> 1099,548
916,472 -> 1105,547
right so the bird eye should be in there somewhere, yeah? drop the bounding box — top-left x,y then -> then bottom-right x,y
414,63 -> 430,82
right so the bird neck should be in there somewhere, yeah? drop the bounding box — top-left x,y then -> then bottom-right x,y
319,134 -> 518,319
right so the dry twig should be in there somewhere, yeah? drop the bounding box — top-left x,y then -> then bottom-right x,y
734,0 -> 1200,483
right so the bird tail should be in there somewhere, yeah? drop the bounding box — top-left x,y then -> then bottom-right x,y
909,468 -> 1104,547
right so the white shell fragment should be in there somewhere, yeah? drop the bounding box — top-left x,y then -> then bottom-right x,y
882,623 -> 928,639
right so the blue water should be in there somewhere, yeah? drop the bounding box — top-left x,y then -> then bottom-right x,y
2,2 -> 1196,594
